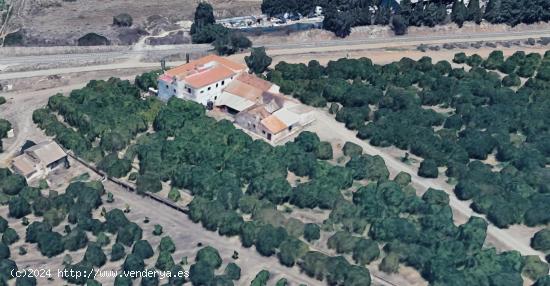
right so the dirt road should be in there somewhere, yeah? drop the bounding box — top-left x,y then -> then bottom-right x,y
0,83 -> 327,285
2,25 -> 550,79
0,74 -> 138,164
101,180 -> 324,285
0,79 -> 409,286
0,83 -> 85,164
305,109 -> 546,260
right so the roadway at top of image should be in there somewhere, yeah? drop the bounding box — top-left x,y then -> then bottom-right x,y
2,27 -> 550,81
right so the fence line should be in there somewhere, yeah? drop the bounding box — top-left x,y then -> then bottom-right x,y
64,151 -> 188,213
63,148 -> 397,286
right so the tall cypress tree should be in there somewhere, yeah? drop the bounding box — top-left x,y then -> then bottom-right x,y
190,2 -> 216,34
423,3 -> 446,27
484,0 -> 503,23
451,0 -> 468,27
466,0 -> 483,24
399,0 -> 414,25
409,3 -> 425,26
540,0 -> 550,22
374,5 -> 391,25
520,0 -> 541,24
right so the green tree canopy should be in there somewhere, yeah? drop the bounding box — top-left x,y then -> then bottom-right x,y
245,47 -> 273,74
37,231 -> 65,257
84,243 -> 107,267
196,246 -> 222,269
531,229 -> 550,251
132,240 -> 154,260
159,236 -> 176,253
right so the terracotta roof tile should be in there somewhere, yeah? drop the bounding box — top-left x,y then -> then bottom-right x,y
185,65 -> 236,89
236,73 -> 273,91
261,115 -> 288,134
12,155 -> 36,177
165,55 -> 246,78
224,80 -> 264,101
246,105 -> 272,119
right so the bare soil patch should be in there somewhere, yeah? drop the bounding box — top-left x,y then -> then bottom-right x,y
251,21 -> 550,45
6,0 -> 261,46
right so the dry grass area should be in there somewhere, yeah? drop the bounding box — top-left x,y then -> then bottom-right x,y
227,45 -> 550,69
251,21 -> 550,45
7,0 -> 261,45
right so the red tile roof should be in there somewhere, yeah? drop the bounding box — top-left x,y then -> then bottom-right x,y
165,55 -> 246,78
236,73 -> 273,91
261,115 -> 288,134
224,80 -> 264,101
185,65 -> 236,89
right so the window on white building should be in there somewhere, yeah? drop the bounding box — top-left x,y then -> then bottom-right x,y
222,80 -> 225,85
208,87 -> 211,91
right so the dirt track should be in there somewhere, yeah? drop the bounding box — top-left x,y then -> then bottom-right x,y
100,180 -> 323,285
0,82 -> 326,286
305,110 -> 546,261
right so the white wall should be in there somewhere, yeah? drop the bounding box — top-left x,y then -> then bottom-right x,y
188,75 -> 237,105
158,73 -> 240,105
158,80 -> 176,101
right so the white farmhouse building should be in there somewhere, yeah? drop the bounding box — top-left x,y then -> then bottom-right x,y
157,55 -> 247,104
157,55 -> 315,144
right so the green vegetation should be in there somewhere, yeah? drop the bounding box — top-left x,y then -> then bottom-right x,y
418,159 -> 438,178
36,76 -> 369,284
113,13 -> 133,27
0,96 -> 6,105
132,240 -> 154,259
77,33 -> 110,46
522,255 -> 549,281
187,246 -> 239,286
33,78 -> 160,166
531,229 -> 550,251
261,0 -> 550,37
168,188 -> 181,202
303,223 -> 320,242
0,150 -> 233,285
135,70 -> 162,92
342,141 -> 363,157
0,118 -> 11,152
267,52 -> 550,230
379,252 -> 399,274
190,2 -> 251,55
2,228 -> 19,245
224,262 -> 241,280
245,47 -> 273,74
3,30 -> 24,47
250,270 -> 270,286
159,236 -> 175,253
34,62 -> 550,285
